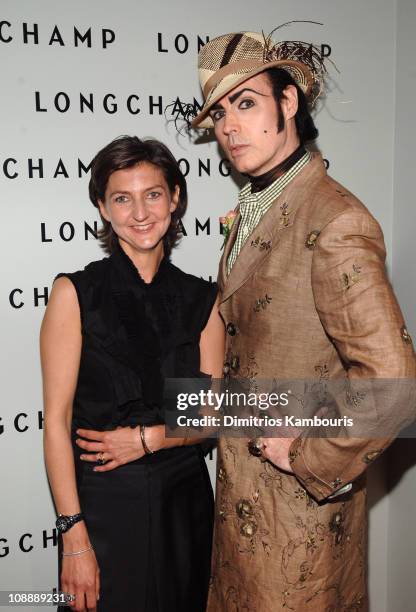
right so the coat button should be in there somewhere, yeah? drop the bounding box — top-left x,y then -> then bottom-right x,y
223,362 -> 230,375
226,322 -> 237,336
231,355 -> 240,371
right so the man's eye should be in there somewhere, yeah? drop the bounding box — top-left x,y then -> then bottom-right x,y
239,98 -> 254,110
211,110 -> 224,122
115,195 -> 128,203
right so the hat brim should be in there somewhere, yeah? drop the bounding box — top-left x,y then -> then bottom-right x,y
192,59 -> 313,129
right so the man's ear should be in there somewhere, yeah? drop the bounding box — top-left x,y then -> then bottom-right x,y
98,200 -> 110,222
170,185 -> 180,212
281,85 -> 299,121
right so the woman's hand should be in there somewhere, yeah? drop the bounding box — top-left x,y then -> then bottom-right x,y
76,425 -> 167,472
61,548 -> 99,612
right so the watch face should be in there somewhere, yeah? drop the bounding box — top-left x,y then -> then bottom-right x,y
56,516 -> 69,533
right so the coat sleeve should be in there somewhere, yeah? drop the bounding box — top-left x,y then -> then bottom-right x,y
289,207 -> 416,501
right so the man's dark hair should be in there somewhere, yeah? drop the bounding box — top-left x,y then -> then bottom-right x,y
88,135 -> 187,255
264,67 -> 319,143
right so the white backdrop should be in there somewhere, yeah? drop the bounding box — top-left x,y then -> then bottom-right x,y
0,1 -> 413,610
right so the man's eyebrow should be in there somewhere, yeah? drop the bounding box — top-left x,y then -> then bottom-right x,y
228,87 -> 268,104
209,87 -> 268,114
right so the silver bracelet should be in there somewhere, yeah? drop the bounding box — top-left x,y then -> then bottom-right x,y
140,424 -> 154,455
62,545 -> 93,557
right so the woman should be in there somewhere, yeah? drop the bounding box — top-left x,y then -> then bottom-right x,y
41,136 -> 224,612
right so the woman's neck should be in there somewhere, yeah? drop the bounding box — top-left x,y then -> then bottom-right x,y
118,240 -> 164,284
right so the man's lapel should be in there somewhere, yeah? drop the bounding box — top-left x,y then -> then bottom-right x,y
219,153 -> 326,303
217,209 -> 241,294
220,192 -> 287,302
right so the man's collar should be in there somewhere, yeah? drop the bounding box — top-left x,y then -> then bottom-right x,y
246,144 -> 306,193
238,150 -> 312,213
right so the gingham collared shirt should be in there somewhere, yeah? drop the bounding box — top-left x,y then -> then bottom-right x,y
227,151 -> 312,274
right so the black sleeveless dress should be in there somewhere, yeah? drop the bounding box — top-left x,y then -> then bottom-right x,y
57,246 -> 216,612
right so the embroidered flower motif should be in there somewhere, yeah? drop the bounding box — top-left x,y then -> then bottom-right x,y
279,201 -> 291,227
363,449 -> 381,464
288,444 -> 301,463
241,353 -> 259,393
236,499 -> 254,519
259,461 -> 285,489
306,534 -> 317,551
305,229 -> 320,249
253,294 -> 272,312
329,511 -> 345,546
219,210 -> 237,250
340,264 -> 361,290
218,466 -> 227,482
251,236 -> 272,251
218,507 -> 227,522
294,487 -> 307,500
240,520 -> 258,538
315,364 -> 329,379
231,491 -> 269,553
345,379 -> 366,408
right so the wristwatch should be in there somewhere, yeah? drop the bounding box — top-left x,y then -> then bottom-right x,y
55,513 -> 84,534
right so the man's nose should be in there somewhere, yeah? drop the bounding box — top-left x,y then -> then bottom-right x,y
222,109 -> 239,135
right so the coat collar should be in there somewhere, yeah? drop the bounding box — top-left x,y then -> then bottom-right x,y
218,153 -> 326,303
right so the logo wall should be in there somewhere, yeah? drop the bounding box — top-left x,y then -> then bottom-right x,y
1,2 -> 393,605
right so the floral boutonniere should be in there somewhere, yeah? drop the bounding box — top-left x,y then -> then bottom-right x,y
219,210 -> 237,250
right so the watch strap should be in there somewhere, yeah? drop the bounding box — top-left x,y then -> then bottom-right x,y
56,512 -> 84,533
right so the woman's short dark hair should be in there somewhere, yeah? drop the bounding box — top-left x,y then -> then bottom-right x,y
88,135 -> 187,255
264,68 -> 319,144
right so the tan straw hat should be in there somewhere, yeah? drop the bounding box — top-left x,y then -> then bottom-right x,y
192,30 -> 325,129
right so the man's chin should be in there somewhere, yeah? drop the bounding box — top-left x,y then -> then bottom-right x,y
231,160 -> 255,175
228,155 -> 263,176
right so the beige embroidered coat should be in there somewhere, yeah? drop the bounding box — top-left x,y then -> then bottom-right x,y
207,154 -> 416,612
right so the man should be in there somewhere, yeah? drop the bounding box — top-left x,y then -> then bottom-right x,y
191,31 -> 416,610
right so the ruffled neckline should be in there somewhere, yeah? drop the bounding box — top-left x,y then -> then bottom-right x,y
112,243 -> 171,289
